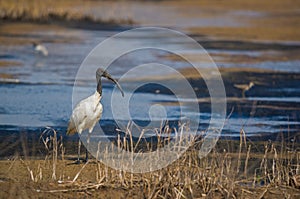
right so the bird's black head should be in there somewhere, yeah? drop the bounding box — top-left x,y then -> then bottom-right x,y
96,68 -> 106,82
32,42 -> 38,47
96,68 -> 124,97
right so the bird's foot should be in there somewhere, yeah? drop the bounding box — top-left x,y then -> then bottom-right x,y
74,159 -> 81,164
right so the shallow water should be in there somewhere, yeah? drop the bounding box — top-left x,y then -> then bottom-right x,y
0,25 -> 299,140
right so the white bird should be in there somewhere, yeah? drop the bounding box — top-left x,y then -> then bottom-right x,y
67,68 -> 124,163
234,81 -> 254,98
32,42 -> 48,56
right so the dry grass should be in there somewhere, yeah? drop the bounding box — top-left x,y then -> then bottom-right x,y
0,124 -> 299,198
0,0 -> 134,26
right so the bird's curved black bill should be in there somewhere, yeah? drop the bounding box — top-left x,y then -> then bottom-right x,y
97,68 -> 125,97
106,75 -> 125,97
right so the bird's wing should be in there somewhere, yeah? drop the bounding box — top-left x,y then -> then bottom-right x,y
89,104 -> 103,133
66,94 -> 101,135
66,102 -> 88,135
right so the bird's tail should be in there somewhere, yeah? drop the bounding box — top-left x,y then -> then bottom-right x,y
66,119 -> 77,135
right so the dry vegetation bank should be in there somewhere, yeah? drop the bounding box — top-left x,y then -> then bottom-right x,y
0,127 -> 299,198
0,0 -> 134,28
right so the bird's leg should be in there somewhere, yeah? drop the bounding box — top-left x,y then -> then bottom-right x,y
85,148 -> 89,163
84,132 -> 91,162
242,90 -> 246,98
76,137 -> 81,164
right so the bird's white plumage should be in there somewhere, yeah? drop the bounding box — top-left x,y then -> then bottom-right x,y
234,82 -> 255,98
67,91 -> 103,135
35,44 -> 48,56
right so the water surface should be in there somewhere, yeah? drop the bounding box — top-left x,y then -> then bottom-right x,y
0,25 -> 299,140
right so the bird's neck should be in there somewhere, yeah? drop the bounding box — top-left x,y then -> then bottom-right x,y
94,90 -> 101,103
97,79 -> 102,96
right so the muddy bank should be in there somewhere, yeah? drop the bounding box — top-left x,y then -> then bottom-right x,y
184,0 -> 300,42
126,67 -> 300,98
0,134 -> 299,199
1,0 -> 299,42
197,40 -> 300,51
0,17 -> 133,31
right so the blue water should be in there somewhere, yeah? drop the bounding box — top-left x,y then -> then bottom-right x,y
0,27 -> 299,139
